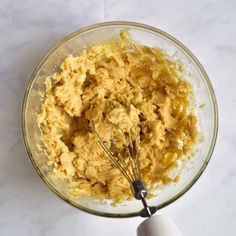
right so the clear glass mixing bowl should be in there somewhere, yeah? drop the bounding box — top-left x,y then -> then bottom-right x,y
22,21 -> 218,217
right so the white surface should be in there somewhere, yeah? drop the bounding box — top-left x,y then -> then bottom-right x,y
0,0 -> 235,235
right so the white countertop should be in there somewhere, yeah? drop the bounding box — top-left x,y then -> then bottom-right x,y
0,0 -> 235,235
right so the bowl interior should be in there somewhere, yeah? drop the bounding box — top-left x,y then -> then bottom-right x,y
22,22 -> 218,217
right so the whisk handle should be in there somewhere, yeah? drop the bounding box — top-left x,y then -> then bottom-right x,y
137,215 -> 184,236
131,180 -> 148,199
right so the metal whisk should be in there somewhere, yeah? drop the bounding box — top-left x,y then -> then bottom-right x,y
91,122 -> 157,218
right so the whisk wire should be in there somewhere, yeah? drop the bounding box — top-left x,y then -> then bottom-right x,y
134,132 -> 142,180
119,129 -> 139,181
93,128 -> 133,183
109,133 -> 135,182
128,132 -> 140,179
91,121 -> 157,218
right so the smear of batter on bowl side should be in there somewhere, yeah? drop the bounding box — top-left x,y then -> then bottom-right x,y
37,32 -> 198,203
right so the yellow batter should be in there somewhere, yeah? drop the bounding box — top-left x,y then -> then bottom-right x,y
37,32 -> 197,203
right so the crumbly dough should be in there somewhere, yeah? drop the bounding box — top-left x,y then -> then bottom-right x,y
37,32 -> 197,203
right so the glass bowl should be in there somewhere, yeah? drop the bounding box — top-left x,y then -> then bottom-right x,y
22,21 -> 218,217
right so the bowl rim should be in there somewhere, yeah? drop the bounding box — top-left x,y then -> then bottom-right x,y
21,21 -> 218,218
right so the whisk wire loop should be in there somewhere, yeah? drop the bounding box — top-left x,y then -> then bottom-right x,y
91,121 -> 157,218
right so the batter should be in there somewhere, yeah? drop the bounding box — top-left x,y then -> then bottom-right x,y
37,32 -> 197,203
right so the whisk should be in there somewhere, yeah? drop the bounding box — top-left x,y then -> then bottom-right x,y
92,122 -> 184,236
92,122 -> 157,217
